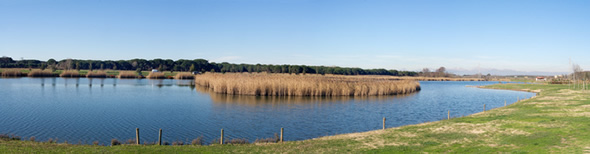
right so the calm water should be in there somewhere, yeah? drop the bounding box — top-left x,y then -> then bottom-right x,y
0,78 -> 535,145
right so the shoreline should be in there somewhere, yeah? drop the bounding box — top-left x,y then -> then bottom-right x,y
3,83 -> 533,143
3,83 -> 579,153
313,83 -> 540,139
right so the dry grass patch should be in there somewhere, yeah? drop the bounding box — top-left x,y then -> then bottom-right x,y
59,71 -> 81,78
118,72 -> 141,79
420,120 -> 531,136
27,70 -> 55,77
174,73 -> 194,79
195,73 -> 421,96
146,72 -> 165,79
1,70 -> 25,77
531,112 -> 590,117
86,71 -> 107,78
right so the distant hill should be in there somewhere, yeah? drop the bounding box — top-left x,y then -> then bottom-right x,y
448,68 -> 568,76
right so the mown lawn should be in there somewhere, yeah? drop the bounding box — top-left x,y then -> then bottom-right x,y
2,83 -> 590,153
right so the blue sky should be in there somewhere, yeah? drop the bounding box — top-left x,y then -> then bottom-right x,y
1,0 -> 589,74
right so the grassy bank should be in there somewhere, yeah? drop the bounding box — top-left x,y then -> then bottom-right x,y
2,83 -> 590,153
195,73 -> 421,96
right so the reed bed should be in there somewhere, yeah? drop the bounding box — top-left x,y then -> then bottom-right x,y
174,73 -> 195,80
195,73 -> 421,96
59,71 -> 81,78
118,72 -> 141,79
27,70 -> 56,77
1,70 -> 26,77
85,71 -> 107,78
146,72 -> 166,79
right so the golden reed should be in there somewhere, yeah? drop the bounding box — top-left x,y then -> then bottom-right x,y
118,72 -> 141,79
174,73 -> 195,80
27,70 -> 55,77
0,70 -> 26,77
86,71 -> 107,78
146,72 -> 166,79
195,73 -> 421,96
59,71 -> 81,78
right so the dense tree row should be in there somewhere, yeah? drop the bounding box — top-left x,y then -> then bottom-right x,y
0,56 -> 417,76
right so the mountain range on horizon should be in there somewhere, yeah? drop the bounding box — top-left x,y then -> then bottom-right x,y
448,68 -> 569,76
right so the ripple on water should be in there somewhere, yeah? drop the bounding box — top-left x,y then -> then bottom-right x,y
0,79 -> 536,145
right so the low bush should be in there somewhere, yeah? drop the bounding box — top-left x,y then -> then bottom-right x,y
111,139 -> 121,146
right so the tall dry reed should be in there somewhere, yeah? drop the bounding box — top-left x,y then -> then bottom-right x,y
86,71 -> 107,78
1,70 -> 26,77
195,73 -> 420,96
146,72 -> 165,79
118,72 -> 141,79
174,73 -> 195,80
59,71 -> 81,78
28,70 -> 55,77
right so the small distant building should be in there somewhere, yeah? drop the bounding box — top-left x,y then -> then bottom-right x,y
536,77 -> 546,81
152,69 -> 159,72
192,71 -> 201,75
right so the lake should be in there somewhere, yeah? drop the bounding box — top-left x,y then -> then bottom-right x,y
0,78 -> 535,145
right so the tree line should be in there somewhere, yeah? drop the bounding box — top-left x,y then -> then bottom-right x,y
0,56 -> 417,76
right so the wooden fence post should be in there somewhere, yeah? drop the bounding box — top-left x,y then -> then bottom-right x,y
280,127 -> 284,143
483,104 -> 486,112
383,117 -> 386,130
517,96 -> 519,102
448,110 -> 450,120
158,129 -> 162,146
505,100 -> 507,106
220,129 -> 224,145
136,128 -> 140,145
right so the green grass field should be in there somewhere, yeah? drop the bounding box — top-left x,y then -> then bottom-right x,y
2,83 -> 590,153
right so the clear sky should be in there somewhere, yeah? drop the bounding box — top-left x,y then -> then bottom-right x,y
1,0 -> 589,74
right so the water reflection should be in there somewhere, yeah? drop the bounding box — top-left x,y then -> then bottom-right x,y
195,86 -> 416,106
33,78 -> 195,88
0,78 -> 538,145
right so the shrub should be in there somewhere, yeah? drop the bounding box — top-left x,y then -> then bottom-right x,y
111,139 -> 121,146
93,141 -> 99,145
225,138 -> 249,144
29,136 -> 36,142
0,134 -> 21,141
191,136 -> 204,145
172,141 -> 184,146
255,133 -> 279,143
